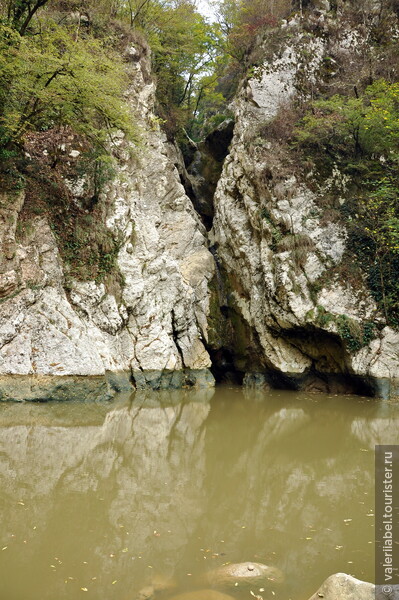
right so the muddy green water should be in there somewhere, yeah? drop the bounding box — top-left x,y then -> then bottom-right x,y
0,387 -> 398,600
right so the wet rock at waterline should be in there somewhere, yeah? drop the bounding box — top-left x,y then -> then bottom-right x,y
307,574 -> 375,600
136,575 -> 178,600
204,562 -> 284,588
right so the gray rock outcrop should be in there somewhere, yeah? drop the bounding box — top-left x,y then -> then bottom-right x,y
1,7 -> 399,398
0,45 -> 215,397
308,573 -> 399,600
209,10 -> 399,397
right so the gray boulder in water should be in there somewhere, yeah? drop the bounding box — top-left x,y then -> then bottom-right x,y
204,562 -> 284,588
308,573 -> 399,600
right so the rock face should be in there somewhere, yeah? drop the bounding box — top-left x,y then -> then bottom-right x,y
1,7 -> 399,398
309,574 -> 399,600
307,573 -> 375,600
209,7 -> 399,398
0,45 -> 215,397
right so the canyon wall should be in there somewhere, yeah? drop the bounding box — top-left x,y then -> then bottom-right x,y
1,2 -> 399,399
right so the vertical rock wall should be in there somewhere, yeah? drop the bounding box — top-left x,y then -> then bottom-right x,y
209,6 -> 399,397
0,44 -> 215,399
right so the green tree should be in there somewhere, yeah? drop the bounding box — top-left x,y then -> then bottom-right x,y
0,21 -> 137,150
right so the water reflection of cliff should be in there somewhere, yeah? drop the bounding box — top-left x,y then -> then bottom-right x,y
0,390 -> 398,600
200,395 -> 399,600
0,389 -> 213,600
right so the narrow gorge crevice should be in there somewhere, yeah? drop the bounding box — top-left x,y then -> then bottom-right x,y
175,119 -> 234,231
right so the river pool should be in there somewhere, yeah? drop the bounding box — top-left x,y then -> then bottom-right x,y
0,386 -> 398,600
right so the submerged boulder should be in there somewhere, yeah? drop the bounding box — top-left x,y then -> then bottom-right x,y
168,591 -> 235,600
204,562 -> 283,588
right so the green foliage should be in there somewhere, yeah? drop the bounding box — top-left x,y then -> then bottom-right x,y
215,0 -> 292,63
1,0 -> 50,35
293,80 -> 399,162
294,80 -> 399,326
0,21 -> 138,151
306,306 -> 378,354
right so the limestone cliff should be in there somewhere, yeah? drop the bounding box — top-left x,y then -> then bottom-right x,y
0,44 -> 214,399
1,3 -> 399,399
209,1 -> 399,398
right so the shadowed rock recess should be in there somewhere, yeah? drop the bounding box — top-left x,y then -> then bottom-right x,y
1,4 -> 399,399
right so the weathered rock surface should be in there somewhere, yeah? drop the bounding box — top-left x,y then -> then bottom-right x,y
210,9 -> 399,397
204,562 -> 284,588
307,573 -> 399,600
1,6 -> 399,398
0,45 -> 215,396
